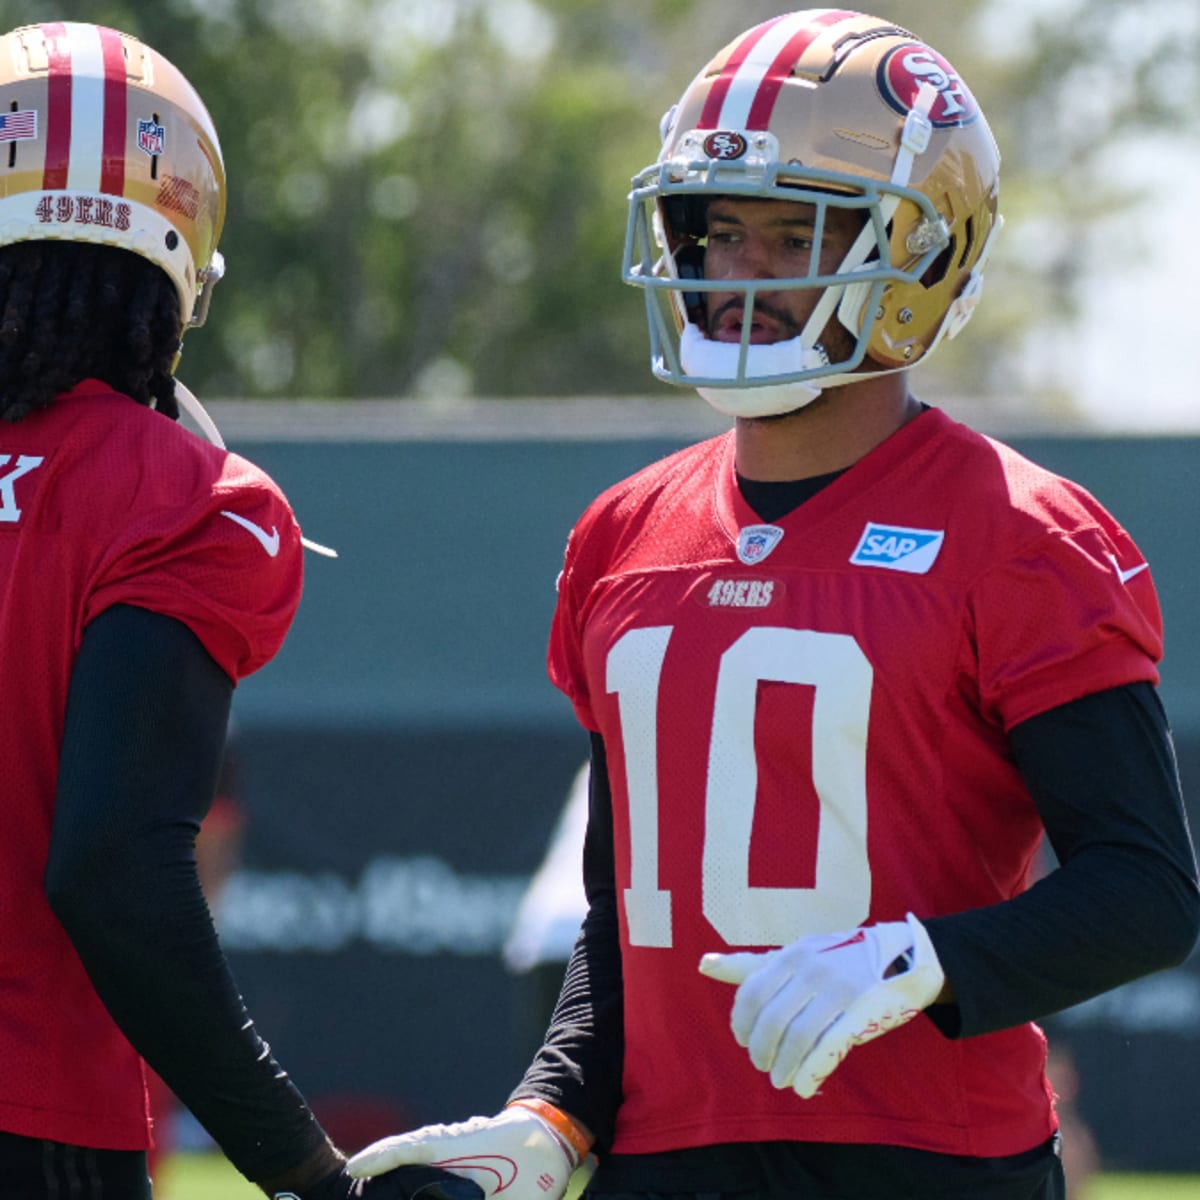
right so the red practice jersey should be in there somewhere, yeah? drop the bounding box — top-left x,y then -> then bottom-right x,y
0,380 -> 303,1150
548,408 -> 1161,1158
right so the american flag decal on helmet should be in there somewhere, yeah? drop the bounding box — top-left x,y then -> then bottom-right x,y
0,110 -> 38,142
698,9 -> 855,131
40,22 -> 129,194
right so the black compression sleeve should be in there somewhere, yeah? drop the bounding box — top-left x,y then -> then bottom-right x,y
509,731 -> 625,1149
925,681 -> 1200,1038
44,604 -> 333,1183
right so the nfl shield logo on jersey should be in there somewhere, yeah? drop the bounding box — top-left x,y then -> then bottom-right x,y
137,118 -> 165,157
737,524 -> 784,565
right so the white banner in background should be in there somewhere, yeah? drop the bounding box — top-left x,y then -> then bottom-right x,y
217,856 -> 528,956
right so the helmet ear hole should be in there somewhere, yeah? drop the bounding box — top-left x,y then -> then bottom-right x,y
920,242 -> 955,289
920,212 -> 977,288
957,217 -> 976,269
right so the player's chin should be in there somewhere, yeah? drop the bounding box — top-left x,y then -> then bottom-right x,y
743,391 -> 835,424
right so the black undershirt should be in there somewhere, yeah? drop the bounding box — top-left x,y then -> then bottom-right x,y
735,468 -> 849,522
510,471 -> 1200,1186
45,604 -> 333,1184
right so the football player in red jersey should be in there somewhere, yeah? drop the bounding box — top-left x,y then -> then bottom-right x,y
349,10 -> 1199,1200
0,21 -> 478,1200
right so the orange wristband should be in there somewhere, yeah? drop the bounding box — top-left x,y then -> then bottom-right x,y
507,1097 -> 593,1162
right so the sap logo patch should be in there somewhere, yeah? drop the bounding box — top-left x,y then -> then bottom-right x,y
850,522 -> 945,575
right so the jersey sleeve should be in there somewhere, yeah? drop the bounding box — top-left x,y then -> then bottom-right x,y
547,516 -> 602,732
84,452 -> 304,682
966,510 -> 1162,731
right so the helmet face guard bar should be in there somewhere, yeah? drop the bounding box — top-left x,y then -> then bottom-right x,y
621,159 -> 950,393
190,250 -> 225,329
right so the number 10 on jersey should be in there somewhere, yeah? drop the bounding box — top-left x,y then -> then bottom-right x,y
607,625 -> 874,949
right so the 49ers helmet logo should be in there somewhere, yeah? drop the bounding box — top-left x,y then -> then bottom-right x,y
877,43 -> 980,126
702,130 -> 748,160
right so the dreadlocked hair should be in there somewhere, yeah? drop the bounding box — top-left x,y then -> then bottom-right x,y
0,240 -> 182,423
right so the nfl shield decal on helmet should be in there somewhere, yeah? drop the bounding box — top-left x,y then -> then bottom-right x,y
737,524 -> 784,565
138,117 -> 166,156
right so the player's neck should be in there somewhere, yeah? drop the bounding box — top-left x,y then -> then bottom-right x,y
733,376 -> 922,482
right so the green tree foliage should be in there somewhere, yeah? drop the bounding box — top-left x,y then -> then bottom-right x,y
0,1 -> 1194,407
0,0 -> 676,398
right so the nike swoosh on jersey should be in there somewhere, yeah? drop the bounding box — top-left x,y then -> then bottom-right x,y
220,509 -> 281,557
1107,553 -> 1150,585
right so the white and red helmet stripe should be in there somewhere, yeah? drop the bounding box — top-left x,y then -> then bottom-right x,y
40,22 -> 129,195
697,9 -> 854,131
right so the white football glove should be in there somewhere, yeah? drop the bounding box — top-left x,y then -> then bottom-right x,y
347,1102 -> 585,1200
699,912 -> 945,1099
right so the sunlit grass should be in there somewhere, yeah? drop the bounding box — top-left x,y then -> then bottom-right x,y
1092,1174 -> 1200,1200
156,1153 -> 1200,1200
155,1153 -> 258,1199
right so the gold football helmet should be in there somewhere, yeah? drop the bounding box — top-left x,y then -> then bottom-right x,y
621,10 -> 1002,417
0,22 -> 226,338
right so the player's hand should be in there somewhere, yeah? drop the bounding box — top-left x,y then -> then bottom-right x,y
699,912 -> 945,1099
347,1101 -> 589,1200
274,1162 -> 484,1200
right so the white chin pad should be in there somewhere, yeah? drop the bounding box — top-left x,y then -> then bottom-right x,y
680,323 -> 825,418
